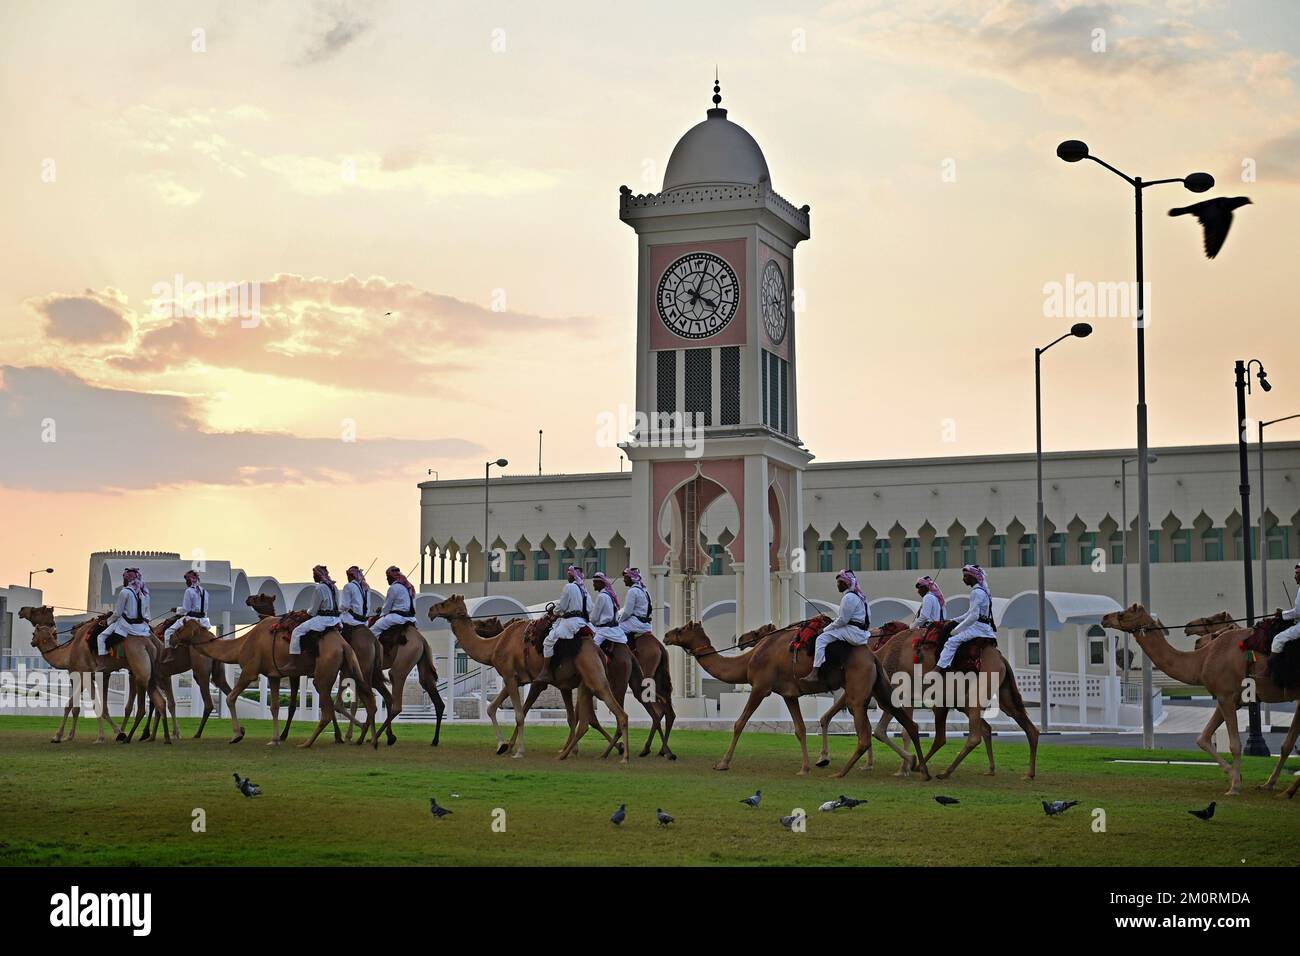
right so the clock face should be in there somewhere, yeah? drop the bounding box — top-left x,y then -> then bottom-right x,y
656,251 -> 740,339
761,260 -> 788,345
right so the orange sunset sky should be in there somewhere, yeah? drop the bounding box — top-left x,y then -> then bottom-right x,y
3,0 -> 1299,610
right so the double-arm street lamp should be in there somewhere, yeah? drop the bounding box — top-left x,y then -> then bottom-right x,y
483,458 -> 509,597
1035,323 -> 1092,731
1234,359 -> 1271,756
1057,140 -> 1214,749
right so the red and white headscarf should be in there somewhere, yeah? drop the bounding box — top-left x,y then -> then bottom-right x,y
123,567 -> 149,598
346,565 -> 369,596
386,565 -> 415,602
915,575 -> 945,609
836,569 -> 865,602
184,569 -> 201,587
312,565 -> 336,588
961,564 -> 988,589
623,567 -> 643,587
566,565 -> 585,586
592,571 -> 620,612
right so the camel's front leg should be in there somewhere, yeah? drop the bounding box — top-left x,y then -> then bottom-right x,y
225,671 -> 251,743
267,677 -> 282,746
783,695 -> 812,776
715,686 -> 766,771
1218,696 -> 1244,796
872,707 -> 913,775
299,673 -> 337,748
1258,707 -> 1299,791
52,695 -> 75,743
816,691 -> 849,768
487,684 -> 513,755
278,676 -> 299,742
936,707 -> 984,780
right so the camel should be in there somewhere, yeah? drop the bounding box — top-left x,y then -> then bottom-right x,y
133,617 -> 234,741
1103,603 -> 1299,796
241,594 -> 394,746
429,594 -> 630,764
663,619 -> 930,778
172,599 -> 373,748
1186,610 -> 1237,650
21,606 -> 168,744
808,622 -> 1039,780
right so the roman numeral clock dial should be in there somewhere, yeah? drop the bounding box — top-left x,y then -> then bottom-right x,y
656,251 -> 740,339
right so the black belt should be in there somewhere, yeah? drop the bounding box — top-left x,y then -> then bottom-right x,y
391,610 -> 415,618
848,619 -> 867,629
124,616 -> 146,625
562,610 -> 586,619
635,614 -> 652,623
978,615 -> 994,625
315,609 -> 339,617
186,611 -> 205,618
595,618 -> 616,628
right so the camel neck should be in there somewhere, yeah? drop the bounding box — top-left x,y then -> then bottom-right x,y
446,614 -> 498,664
689,642 -> 752,684
37,641 -> 72,670
189,630 -> 248,663
1131,625 -> 1203,685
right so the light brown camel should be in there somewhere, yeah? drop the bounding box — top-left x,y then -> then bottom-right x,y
173,599 -> 373,748
241,594 -> 394,746
23,607 -> 123,743
1103,603 -> 1299,796
136,617 -> 234,741
21,606 -> 168,744
429,595 -> 630,764
810,622 -> 1039,780
1186,610 -> 1236,650
664,620 -> 930,778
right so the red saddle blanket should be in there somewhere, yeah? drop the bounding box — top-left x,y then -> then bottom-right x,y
790,615 -> 832,653
525,618 -> 592,656
1239,617 -> 1285,654
272,611 -> 311,641
867,620 -> 909,653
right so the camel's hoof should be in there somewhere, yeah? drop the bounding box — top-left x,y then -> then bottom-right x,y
1256,782 -> 1275,791
267,740 -> 280,747
936,771 -> 951,780
639,750 -> 651,758
50,738 -> 61,744
795,769 -> 810,777
1022,774 -> 1035,782
230,730 -> 245,744
617,743 -> 625,755
984,769 -> 996,777
164,739 -> 173,746
667,753 -> 677,761
496,743 -> 509,756
815,757 -> 830,768
296,742 -> 312,749
1225,788 -> 1241,797
713,763 -> 730,771
115,732 -> 126,742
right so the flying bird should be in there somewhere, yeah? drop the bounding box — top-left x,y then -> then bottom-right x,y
656,808 -> 675,827
1042,800 -> 1078,817
233,773 -> 260,798
429,797 -> 453,819
1168,197 -> 1251,259
1188,801 -> 1216,821
611,803 -> 626,826
837,795 -> 867,809
934,795 -> 960,806
740,789 -> 762,809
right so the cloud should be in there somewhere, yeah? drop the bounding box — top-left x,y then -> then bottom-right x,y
30,291 -> 132,344
299,3 -> 372,64
0,365 -> 483,492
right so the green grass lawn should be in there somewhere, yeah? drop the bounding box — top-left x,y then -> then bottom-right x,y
0,716 -> 1294,866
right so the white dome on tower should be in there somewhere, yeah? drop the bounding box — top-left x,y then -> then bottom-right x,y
662,79 -> 770,192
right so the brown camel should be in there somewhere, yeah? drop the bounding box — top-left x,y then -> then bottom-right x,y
1186,610 -> 1236,650
138,617 -> 234,741
23,607 -> 123,743
21,606 -> 168,744
663,620 -> 930,778
1103,603 -> 1299,796
429,595 -> 630,764
242,594 -> 394,746
810,622 -> 1038,780
173,599 -> 373,748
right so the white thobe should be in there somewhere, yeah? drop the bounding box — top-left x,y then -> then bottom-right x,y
163,584 -> 211,645
290,582 -> 341,653
813,590 -> 870,668
339,580 -> 370,627
938,584 -> 996,668
371,582 -> 416,638
617,584 -> 653,636
591,590 -> 627,647
915,592 -> 944,630
1271,589 -> 1300,653
544,581 -> 589,658
99,587 -> 151,654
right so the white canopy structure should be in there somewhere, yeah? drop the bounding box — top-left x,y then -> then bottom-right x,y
1000,590 -> 1123,631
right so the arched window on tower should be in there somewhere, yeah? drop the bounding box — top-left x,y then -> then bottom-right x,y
903,537 -> 919,571
817,540 -> 833,573
874,539 -> 890,572
846,540 -> 862,572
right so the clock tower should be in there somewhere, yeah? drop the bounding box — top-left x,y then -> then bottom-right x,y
620,78 -> 812,675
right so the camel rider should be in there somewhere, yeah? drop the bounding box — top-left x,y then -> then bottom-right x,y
617,567 -> 653,640
1270,563 -> 1300,654
340,565 -> 372,630
937,564 -> 996,671
162,569 -> 210,657
290,565 -> 341,656
99,567 -> 152,656
914,575 -> 945,630
370,565 -> 417,641
590,572 -> 628,650
536,565 -> 589,683
802,569 -> 870,687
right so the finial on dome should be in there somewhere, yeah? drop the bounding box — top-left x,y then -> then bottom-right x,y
712,67 -> 722,108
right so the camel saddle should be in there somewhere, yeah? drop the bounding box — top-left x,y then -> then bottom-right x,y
153,614 -> 182,639
868,620 -> 909,653
1239,616 -> 1285,655
790,615 -> 832,653
272,611 -> 311,640
913,621 -> 995,672
524,617 -> 592,659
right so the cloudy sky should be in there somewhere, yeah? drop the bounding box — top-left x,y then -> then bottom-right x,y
2,0 -> 1299,608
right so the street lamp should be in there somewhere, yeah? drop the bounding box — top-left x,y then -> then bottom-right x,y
1035,321 -> 1092,731
1234,359 -> 1271,757
1119,455 -> 1158,677
1058,140 -> 1214,750
28,567 -> 53,589
483,458 -> 509,596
